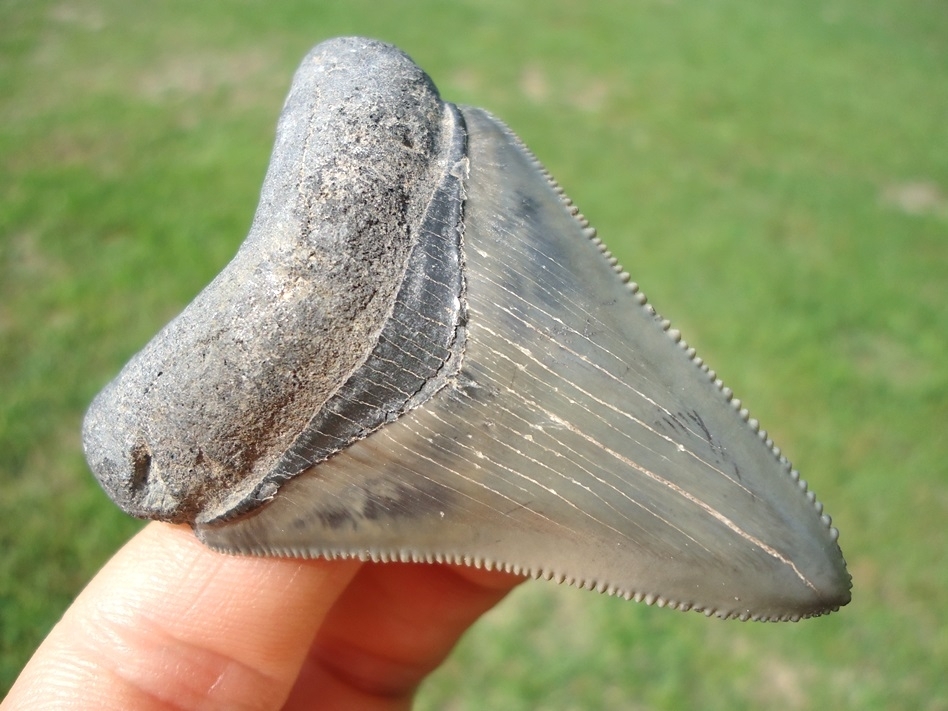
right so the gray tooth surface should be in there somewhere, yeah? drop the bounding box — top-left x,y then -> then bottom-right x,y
83,36 -> 851,621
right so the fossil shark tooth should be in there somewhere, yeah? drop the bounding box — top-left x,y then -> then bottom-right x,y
82,36 -> 850,621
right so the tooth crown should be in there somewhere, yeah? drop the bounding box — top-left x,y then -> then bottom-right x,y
488,114 -> 840,545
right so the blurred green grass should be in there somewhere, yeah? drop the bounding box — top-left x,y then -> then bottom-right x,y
2,0 -> 946,707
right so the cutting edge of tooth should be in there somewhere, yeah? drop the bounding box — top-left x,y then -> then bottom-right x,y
214,540 -> 844,621
493,116 -> 592,233
604,262 -> 837,537
486,110 -> 841,541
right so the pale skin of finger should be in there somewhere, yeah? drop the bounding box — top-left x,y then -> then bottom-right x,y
285,562 -> 523,710
2,522 -> 522,710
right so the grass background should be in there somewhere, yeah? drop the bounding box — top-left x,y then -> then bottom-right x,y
1,0 -> 946,707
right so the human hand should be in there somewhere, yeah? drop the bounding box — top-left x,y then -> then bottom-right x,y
2,522 -> 522,710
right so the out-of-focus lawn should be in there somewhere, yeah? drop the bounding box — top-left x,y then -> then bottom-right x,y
2,1 -> 945,708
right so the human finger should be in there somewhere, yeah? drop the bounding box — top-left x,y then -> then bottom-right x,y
283,561 -> 524,710
2,522 -> 361,711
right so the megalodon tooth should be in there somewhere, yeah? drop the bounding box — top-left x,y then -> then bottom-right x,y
82,36 -> 851,622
